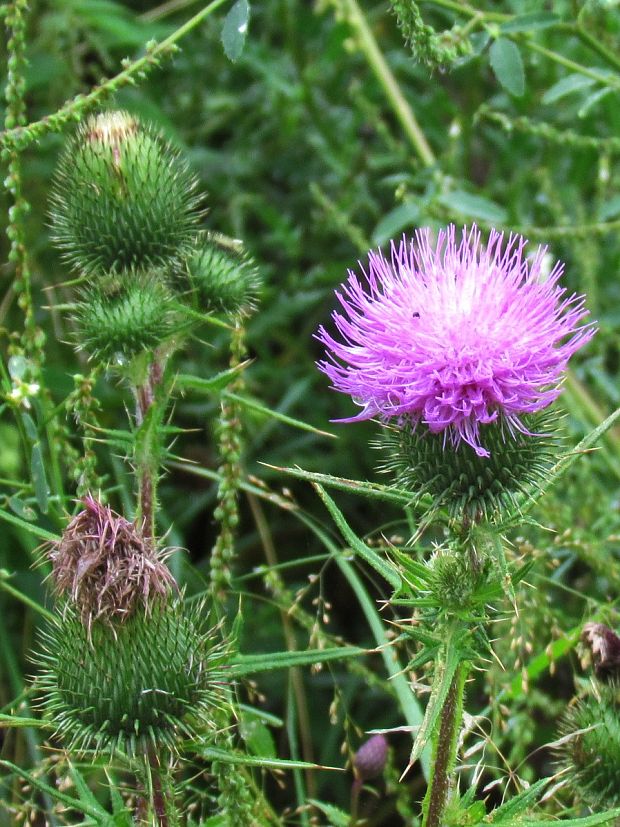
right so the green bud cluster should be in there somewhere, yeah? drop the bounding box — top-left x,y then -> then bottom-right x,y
555,684 -> 620,808
37,599 -> 228,757
379,411 -> 561,523
50,111 -> 201,277
187,232 -> 261,317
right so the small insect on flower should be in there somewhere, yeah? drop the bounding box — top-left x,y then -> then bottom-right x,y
317,224 -> 594,457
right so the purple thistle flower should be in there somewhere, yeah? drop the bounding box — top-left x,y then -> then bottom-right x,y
317,225 -> 594,457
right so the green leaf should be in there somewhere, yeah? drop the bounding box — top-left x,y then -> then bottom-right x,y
30,442 -> 49,514
8,494 -> 36,522
225,391 -> 336,439
334,555 -> 430,779
483,776 -> 551,823
405,630 -> 463,771
500,12 -> 559,33
437,190 -> 507,223
598,194 -> 620,222
0,760 -> 112,822
267,464 -> 414,505
372,202 -> 420,246
314,483 -> 402,589
222,0 -> 250,62
542,73 -> 597,105
0,713 -> 51,729
308,799 -> 350,827
229,645 -> 365,677
578,86 -> 613,118
200,746 -> 343,772
489,38 -> 525,97
527,811 -> 620,827
176,362 -> 250,395
0,507 -> 59,541
21,411 -> 38,440
239,708 -> 277,759
69,762 -> 112,819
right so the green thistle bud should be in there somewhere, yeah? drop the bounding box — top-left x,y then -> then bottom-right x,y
36,599 -> 228,756
75,275 -> 184,365
428,548 -> 485,611
378,411 -> 561,523
50,111 -> 202,276
555,684 -> 620,808
187,232 -> 261,316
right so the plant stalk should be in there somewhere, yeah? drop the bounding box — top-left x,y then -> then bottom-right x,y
136,358 -> 165,541
338,0 -> 436,167
422,662 -> 467,827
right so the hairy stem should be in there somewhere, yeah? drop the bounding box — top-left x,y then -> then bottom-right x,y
422,663 -> 467,827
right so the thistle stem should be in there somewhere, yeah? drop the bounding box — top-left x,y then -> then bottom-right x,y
135,358 -> 165,541
421,663 -> 467,827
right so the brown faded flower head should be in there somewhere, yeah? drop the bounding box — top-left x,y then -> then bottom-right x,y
47,496 -> 175,629
581,622 -> 620,681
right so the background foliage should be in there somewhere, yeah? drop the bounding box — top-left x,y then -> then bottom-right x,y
1,0 -> 620,824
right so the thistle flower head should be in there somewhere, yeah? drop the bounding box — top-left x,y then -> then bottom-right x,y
47,496 -> 175,628
555,684 -> 620,809
317,225 -> 594,457
37,599 -> 229,757
50,110 -> 202,277
75,273 -> 183,365
187,232 -> 261,317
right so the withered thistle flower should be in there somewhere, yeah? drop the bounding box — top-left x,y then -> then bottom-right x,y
47,496 -> 175,628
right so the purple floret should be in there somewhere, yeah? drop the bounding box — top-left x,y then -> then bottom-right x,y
317,225 -> 595,457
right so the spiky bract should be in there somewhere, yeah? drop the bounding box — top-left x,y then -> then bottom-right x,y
75,275 -> 182,364
187,233 -> 260,316
555,686 -> 620,808
37,599 -> 228,757
47,496 -> 175,627
379,411 -> 561,522
50,111 -> 202,276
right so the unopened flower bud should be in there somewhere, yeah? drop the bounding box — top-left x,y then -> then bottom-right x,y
353,734 -> 388,781
50,110 -> 202,276
187,232 -> 261,317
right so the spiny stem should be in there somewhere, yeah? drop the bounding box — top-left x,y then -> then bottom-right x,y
421,663 -> 467,827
